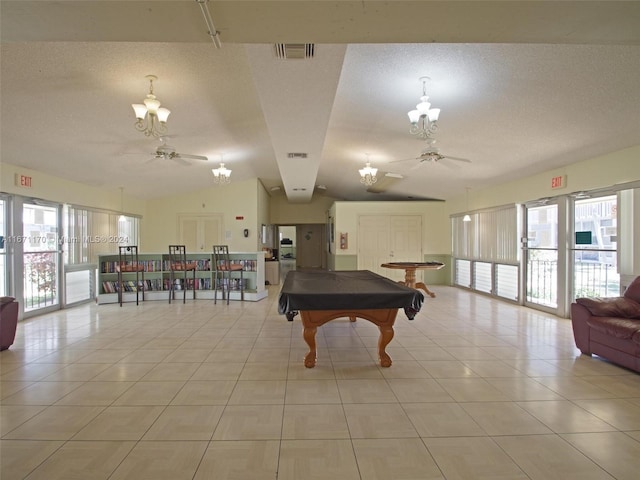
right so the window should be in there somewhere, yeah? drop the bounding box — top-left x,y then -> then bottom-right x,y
572,195 -> 619,298
65,206 -> 139,266
452,205 -> 520,300
63,205 -> 139,305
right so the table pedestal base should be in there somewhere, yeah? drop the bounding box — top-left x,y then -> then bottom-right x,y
413,282 -> 436,298
381,262 -> 444,298
299,309 -> 398,368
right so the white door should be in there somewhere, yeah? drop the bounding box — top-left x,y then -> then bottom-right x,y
358,216 -> 391,275
357,215 -> 422,280
179,215 -> 223,252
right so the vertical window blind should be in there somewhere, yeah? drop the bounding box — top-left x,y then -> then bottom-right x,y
65,206 -> 139,265
451,205 -> 520,264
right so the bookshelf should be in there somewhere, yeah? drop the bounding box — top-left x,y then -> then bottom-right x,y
97,251 -> 267,304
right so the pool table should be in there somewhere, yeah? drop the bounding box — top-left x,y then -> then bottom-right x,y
278,270 -> 424,368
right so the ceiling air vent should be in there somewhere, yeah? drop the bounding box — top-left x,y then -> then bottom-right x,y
287,152 -> 308,159
274,44 -> 315,59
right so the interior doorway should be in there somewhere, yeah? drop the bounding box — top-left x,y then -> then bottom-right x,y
295,224 -> 326,269
277,224 -> 326,276
278,225 -> 296,261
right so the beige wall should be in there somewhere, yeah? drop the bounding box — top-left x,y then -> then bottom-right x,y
141,178 -> 260,252
446,145 -> 640,216
3,145 -> 638,264
257,181 -> 270,248
333,201 -> 450,257
1,162 -> 144,216
269,194 -> 335,224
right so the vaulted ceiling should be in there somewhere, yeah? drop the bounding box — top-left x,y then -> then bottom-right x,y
2,1 -> 639,203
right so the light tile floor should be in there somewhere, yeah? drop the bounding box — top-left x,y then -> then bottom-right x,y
2,285 -> 640,479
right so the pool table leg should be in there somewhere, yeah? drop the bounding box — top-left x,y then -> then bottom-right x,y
303,325 -> 318,368
415,282 -> 436,298
377,325 -> 394,367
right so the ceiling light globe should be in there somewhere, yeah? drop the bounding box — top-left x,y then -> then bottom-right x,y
131,103 -> 147,119
157,107 -> 171,123
427,108 -> 440,122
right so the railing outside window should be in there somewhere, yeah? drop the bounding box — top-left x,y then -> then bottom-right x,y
23,251 -> 58,310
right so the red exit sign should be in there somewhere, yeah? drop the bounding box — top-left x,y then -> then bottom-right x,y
15,174 -> 32,188
551,175 -> 566,189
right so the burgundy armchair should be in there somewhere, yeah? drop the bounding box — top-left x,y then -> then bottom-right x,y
0,296 -> 19,351
570,277 -> 640,372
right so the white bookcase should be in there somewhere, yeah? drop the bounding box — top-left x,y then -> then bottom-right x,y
97,251 -> 266,304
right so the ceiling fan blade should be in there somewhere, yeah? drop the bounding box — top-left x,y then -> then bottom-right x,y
176,153 -> 209,161
444,155 -> 472,163
409,161 -> 427,171
167,155 -> 190,166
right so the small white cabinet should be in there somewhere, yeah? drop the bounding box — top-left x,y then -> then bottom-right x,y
265,261 -> 280,285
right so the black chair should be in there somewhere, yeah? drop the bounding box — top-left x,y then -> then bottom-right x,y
116,246 -> 145,306
212,245 -> 245,304
168,245 -> 197,304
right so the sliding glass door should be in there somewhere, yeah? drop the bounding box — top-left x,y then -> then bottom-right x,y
572,195 -> 619,299
22,201 -> 61,313
524,202 -> 559,311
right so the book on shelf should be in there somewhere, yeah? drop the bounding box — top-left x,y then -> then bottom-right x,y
213,259 -> 257,271
101,259 -> 163,273
101,281 -> 139,293
162,258 -> 211,271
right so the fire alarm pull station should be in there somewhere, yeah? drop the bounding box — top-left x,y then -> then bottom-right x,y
340,232 -> 348,249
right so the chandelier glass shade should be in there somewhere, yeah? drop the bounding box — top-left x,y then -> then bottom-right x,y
132,75 -> 171,138
408,76 -> 440,139
359,161 -> 378,186
212,163 -> 232,184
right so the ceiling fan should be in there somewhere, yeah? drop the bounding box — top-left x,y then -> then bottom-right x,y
150,143 -> 209,165
391,141 -> 471,169
413,147 -> 471,165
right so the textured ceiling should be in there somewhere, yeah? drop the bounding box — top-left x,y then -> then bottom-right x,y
1,1 -> 640,203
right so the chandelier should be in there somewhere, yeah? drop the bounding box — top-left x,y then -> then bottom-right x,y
407,76 -> 441,139
359,156 -> 378,186
212,163 -> 231,184
131,75 -> 171,138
